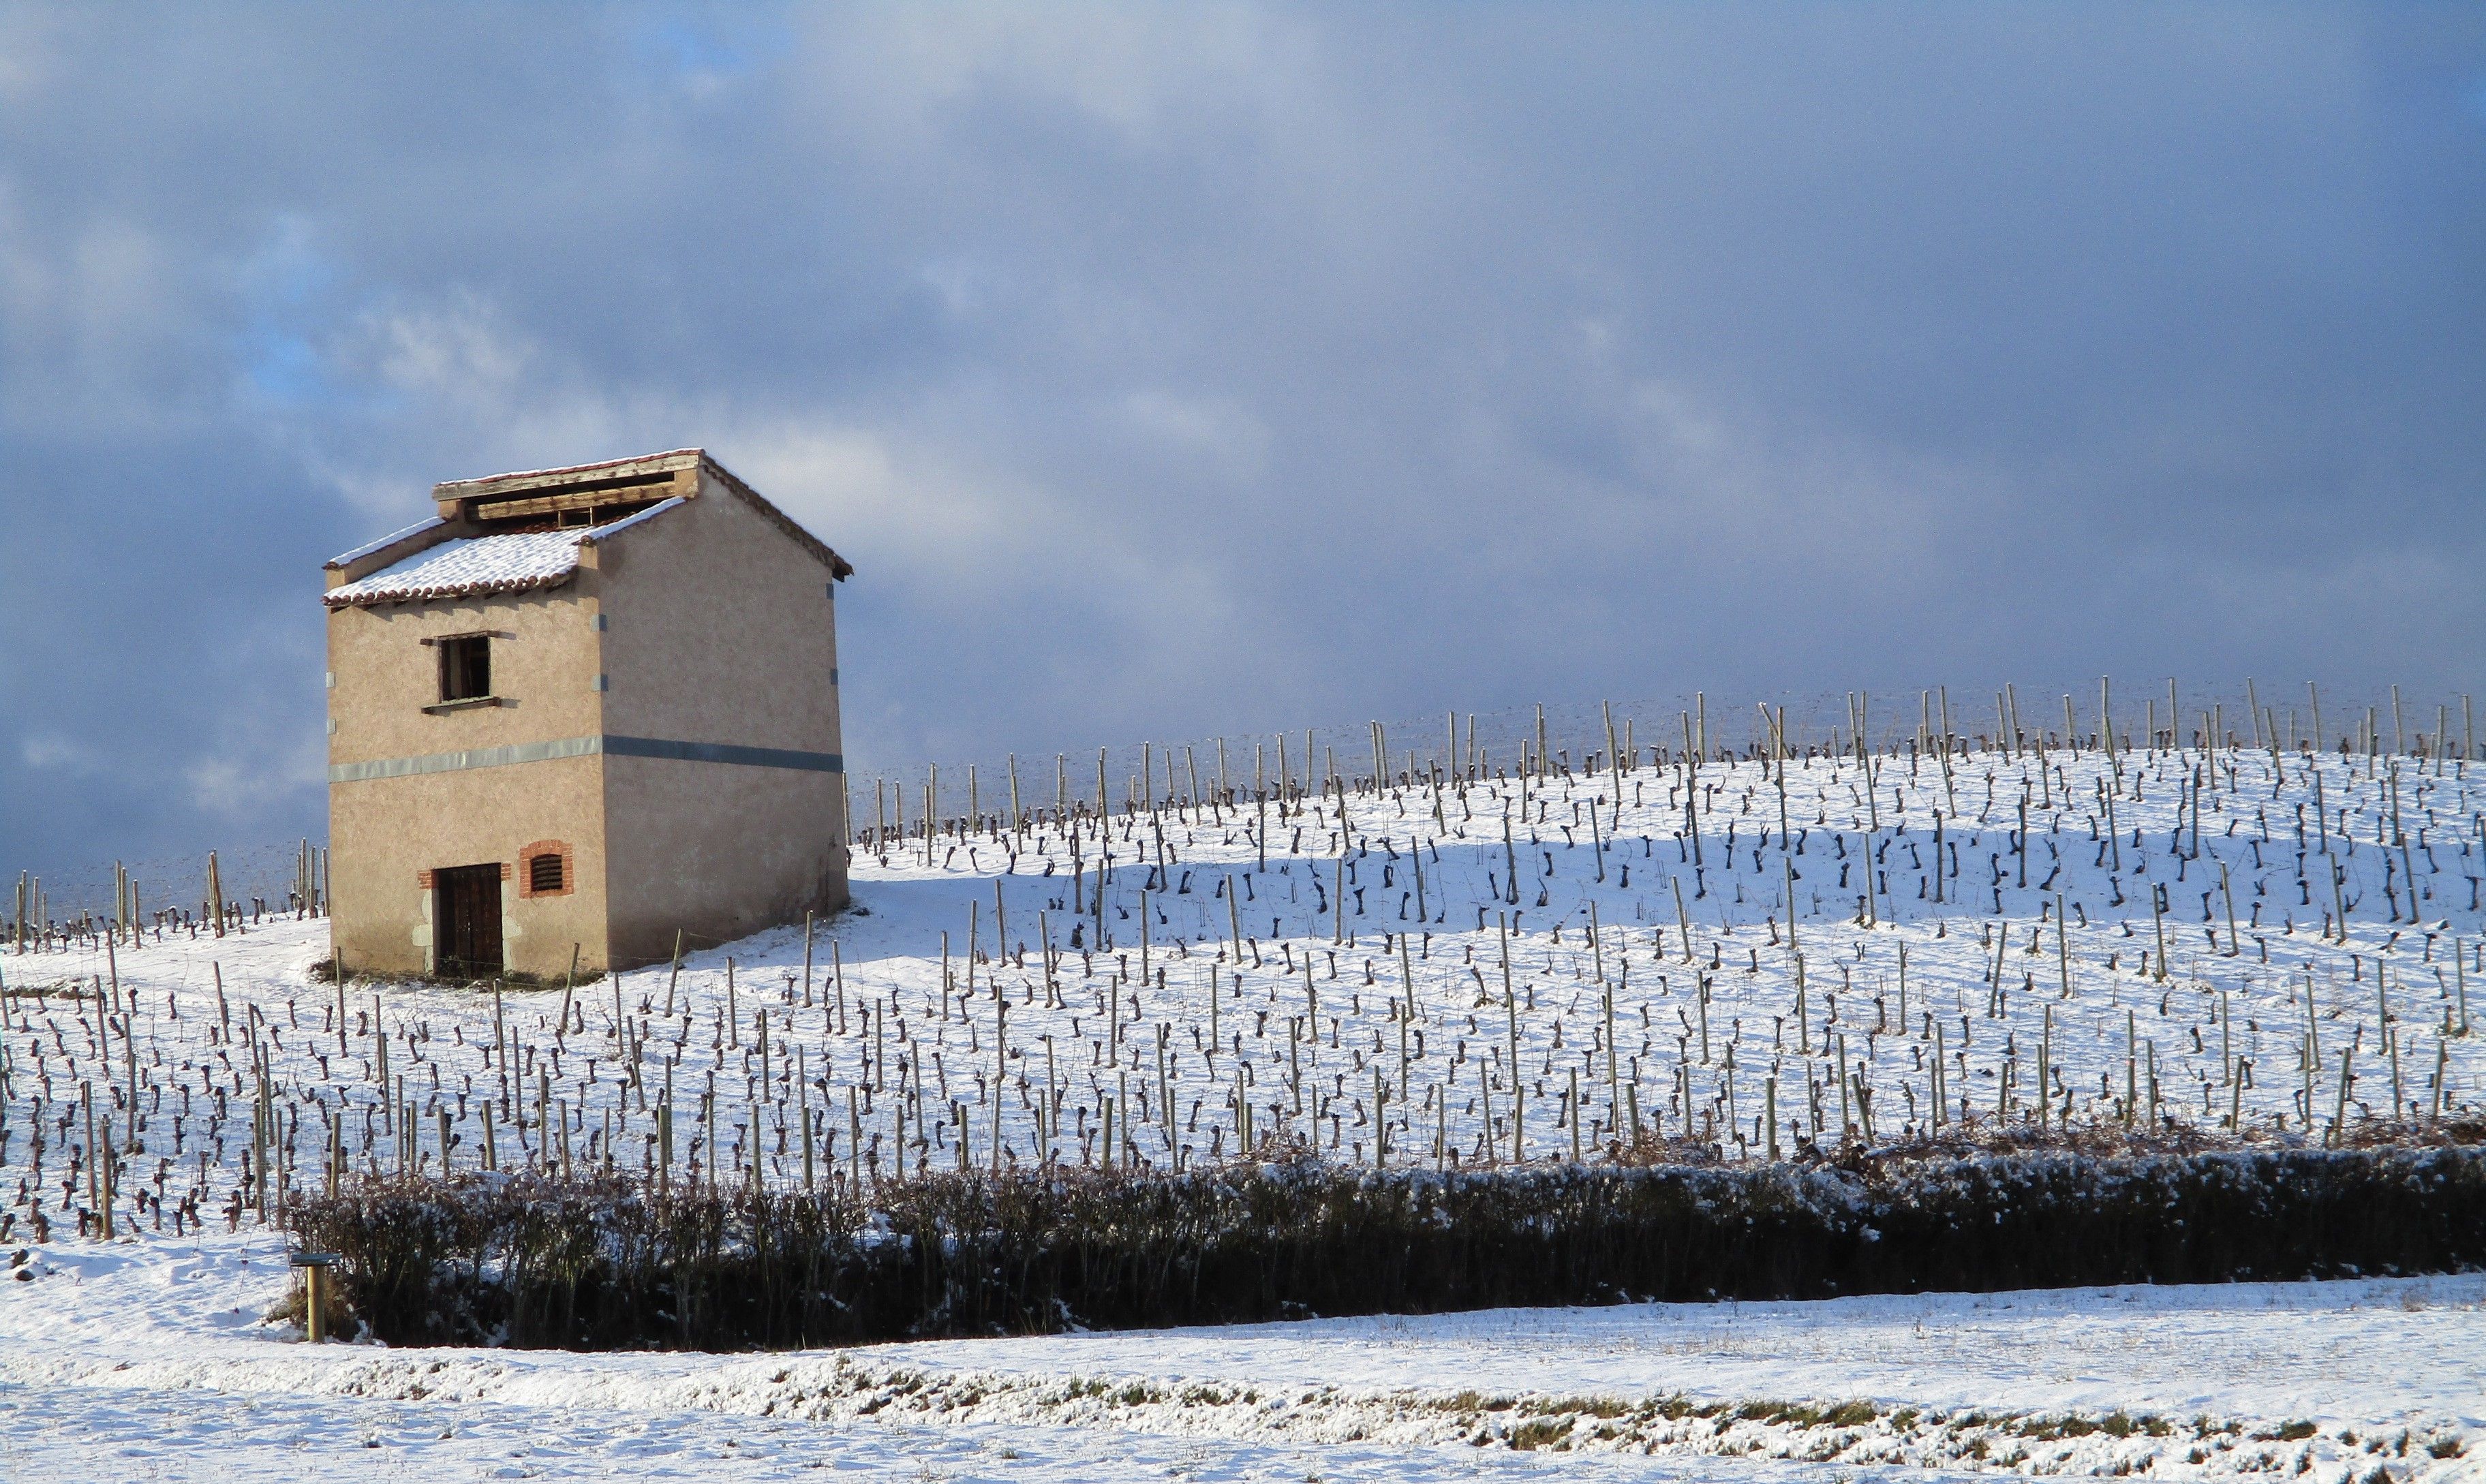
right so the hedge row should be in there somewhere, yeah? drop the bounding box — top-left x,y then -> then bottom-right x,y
289,1142 -> 2486,1351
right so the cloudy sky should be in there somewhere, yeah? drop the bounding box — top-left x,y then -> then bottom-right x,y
3,4 -> 2481,886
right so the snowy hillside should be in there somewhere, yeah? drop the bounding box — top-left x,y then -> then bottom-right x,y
15,720 -> 2475,1213
4,710 -> 2483,1478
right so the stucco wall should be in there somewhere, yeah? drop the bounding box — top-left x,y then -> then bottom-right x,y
594,476 -> 848,964
328,754 -> 609,980
326,588 -> 613,979
327,589 -> 606,762
598,752 -> 846,966
589,472 -> 842,753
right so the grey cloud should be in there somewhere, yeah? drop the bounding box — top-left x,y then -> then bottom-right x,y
3,2 -> 2481,886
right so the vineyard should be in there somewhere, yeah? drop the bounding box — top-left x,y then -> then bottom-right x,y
3,685 -> 2481,1250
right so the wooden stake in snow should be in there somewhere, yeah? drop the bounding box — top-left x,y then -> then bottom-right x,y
1501,910 -> 1522,1163
206,851 -> 225,938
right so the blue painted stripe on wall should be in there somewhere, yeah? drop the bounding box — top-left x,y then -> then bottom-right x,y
330,734 -> 842,784
328,735 -> 604,782
599,735 -> 844,773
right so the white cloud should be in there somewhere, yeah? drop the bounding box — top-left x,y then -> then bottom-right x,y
797,5 -> 1307,150
1612,377 -> 1980,572
0,184 -> 200,435
183,743 -> 322,819
1116,389 -> 1271,480
20,732 -> 93,772
285,279 -> 1244,636
0,9 -> 60,103
294,294 -> 635,516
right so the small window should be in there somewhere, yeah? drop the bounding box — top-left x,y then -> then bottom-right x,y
440,635 -> 491,702
528,852 -> 565,894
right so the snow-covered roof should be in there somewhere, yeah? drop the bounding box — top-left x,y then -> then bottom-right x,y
579,495 -> 684,545
323,498 -> 686,608
324,530 -> 586,607
326,515 -> 446,568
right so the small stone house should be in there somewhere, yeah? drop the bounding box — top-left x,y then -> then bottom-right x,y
322,449 -> 852,979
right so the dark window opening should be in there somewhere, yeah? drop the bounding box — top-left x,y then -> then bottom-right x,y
529,852 -> 564,894
440,635 -> 491,702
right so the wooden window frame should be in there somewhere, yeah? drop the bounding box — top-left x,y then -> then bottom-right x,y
436,634 -> 493,704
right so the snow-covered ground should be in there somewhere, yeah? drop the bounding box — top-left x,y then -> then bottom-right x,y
4,733 -> 2483,1477
7,741 -> 2479,1222
1,1227 -> 2478,1480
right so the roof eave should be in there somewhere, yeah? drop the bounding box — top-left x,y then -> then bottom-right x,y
322,570 -> 579,611
324,516 -> 467,590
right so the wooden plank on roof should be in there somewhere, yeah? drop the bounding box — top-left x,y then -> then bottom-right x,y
435,449 -> 703,501
473,480 -> 682,522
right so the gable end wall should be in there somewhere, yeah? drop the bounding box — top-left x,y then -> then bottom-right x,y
592,474 -> 848,965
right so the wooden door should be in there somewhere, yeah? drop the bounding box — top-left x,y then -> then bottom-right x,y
433,863 -> 503,978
